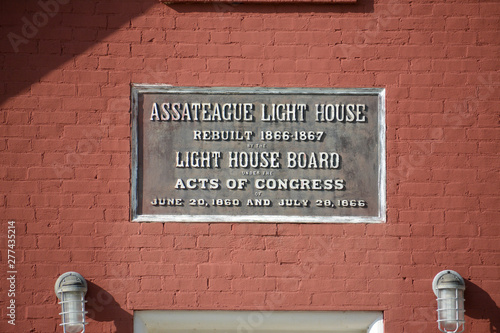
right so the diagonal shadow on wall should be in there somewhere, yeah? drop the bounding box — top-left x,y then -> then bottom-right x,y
0,0 -> 159,106
0,0 -> 375,106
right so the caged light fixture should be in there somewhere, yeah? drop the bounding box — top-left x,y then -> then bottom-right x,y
55,272 -> 88,333
432,270 -> 466,333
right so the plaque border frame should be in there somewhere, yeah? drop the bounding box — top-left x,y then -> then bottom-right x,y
131,85 -> 386,223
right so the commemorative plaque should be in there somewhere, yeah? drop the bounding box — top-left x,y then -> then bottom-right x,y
131,86 -> 385,223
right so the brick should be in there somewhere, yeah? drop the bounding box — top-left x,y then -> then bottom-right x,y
276,278 -> 300,293
25,250 -> 71,262
232,250 -> 276,263
469,156 -> 498,168
60,235 -> 105,248
173,263 -> 198,277
467,128 -> 499,140
0,125 -> 38,138
242,263 -> 266,277
443,182 -> 467,196
207,278 -> 231,291
173,235 -> 197,249
62,180 -> 109,193
138,250 -> 162,263
366,59 -> 409,71
277,250 -> 299,263
445,17 -> 469,30
74,167 -> 98,180
431,142 -> 477,154
206,58 -> 229,72
479,142 -> 500,154
28,166 -> 74,180
200,17 -> 241,30
266,292 -> 311,306
198,290 -> 240,307
399,183 -> 444,196
174,292 -> 198,307
232,278 -> 275,291
398,128 -> 444,140
135,223 -> 162,236
31,83 -> 76,96
435,251 -> 482,266
66,154 -> 111,166
265,236 -> 309,249
33,139 -> 77,152
127,235 -> 161,248
164,249 -> 209,263
163,223 -> 209,235
297,59 -> 341,72
39,124 -> 65,138
71,221 -> 96,235
468,182 -> 499,196
411,196 -> 479,210
198,72 -> 245,85
96,167 -> 129,180
233,224 -> 277,236
95,250 -> 140,263
470,266 -> 500,279
479,196 -> 500,212
128,292 -> 174,308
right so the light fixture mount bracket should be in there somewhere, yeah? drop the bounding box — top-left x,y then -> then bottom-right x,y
432,270 -> 465,296
55,272 -> 88,298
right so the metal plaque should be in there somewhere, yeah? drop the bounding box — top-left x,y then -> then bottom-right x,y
131,86 -> 385,223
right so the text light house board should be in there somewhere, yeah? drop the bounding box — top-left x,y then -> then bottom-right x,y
131,86 -> 386,223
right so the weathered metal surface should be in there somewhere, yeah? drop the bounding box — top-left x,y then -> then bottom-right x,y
131,86 -> 385,223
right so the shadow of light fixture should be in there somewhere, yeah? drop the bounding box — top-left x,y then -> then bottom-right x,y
432,270 -> 466,333
55,272 -> 88,333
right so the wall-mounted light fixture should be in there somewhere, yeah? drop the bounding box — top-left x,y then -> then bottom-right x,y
432,270 -> 466,333
55,272 -> 88,333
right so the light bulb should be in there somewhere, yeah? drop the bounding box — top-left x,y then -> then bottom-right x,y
437,288 -> 465,332
61,291 -> 85,333
433,270 -> 466,333
55,272 -> 88,333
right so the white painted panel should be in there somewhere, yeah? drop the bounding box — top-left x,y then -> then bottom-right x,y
134,311 -> 383,333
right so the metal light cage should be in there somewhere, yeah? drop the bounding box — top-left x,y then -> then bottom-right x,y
55,272 -> 88,333
432,270 -> 466,333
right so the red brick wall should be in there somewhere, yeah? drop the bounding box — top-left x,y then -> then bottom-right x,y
1,0 -> 499,332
